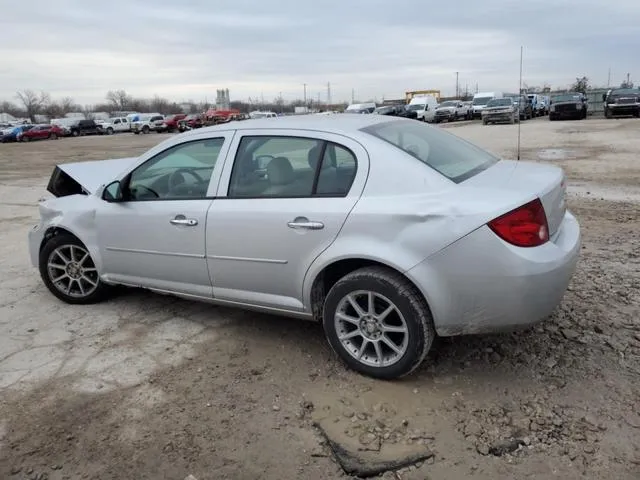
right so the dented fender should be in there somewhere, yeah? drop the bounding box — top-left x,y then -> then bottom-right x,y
28,195 -> 103,272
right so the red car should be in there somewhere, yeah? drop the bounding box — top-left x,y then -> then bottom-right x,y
161,114 -> 188,132
20,124 -> 64,142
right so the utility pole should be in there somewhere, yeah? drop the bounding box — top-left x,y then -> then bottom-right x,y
455,72 -> 459,98
607,68 -> 611,87
351,88 -> 355,104
475,82 -> 478,93
627,72 -> 631,86
279,91 -> 283,114
303,83 -> 307,108
327,82 -> 331,107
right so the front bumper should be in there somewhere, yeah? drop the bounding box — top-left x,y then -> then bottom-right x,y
28,222 -> 46,267
607,104 -> 640,115
483,111 -> 515,122
407,210 -> 581,336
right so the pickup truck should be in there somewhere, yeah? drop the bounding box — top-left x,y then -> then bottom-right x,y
97,117 -> 130,135
131,114 -> 165,134
69,119 -> 102,137
434,100 -> 471,122
160,114 -> 188,133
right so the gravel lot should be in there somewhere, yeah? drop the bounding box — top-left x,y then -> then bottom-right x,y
1,118 -> 639,480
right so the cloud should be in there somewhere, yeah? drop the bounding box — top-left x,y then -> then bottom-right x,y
0,0 -> 638,105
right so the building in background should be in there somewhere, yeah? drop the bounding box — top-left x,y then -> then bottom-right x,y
216,89 -> 230,110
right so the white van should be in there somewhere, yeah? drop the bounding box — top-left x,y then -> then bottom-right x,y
406,95 -> 438,122
345,102 -> 377,114
472,91 -> 504,118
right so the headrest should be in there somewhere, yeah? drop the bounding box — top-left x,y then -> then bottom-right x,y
267,157 -> 294,185
308,144 -> 326,170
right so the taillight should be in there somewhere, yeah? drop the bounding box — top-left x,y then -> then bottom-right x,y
488,198 -> 549,248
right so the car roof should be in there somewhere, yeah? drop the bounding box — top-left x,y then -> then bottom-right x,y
183,113 -> 402,137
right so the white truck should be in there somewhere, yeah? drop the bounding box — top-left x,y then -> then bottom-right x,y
434,100 -> 472,122
131,114 -> 165,134
97,117 -> 131,135
405,95 -> 438,122
472,91 -> 503,118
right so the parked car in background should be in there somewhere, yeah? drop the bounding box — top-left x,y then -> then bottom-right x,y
131,114 -> 165,134
527,94 -> 547,117
406,96 -> 438,122
538,96 -> 550,116
31,115 -> 580,380
1,125 -> 34,143
344,103 -> 377,114
20,124 -> 64,142
434,100 -> 470,122
161,114 -> 188,132
506,94 -> 533,120
482,98 -> 519,124
374,104 -> 418,119
177,114 -> 204,132
549,92 -> 588,121
602,88 -> 640,118
97,117 -> 131,135
69,119 -> 102,137
472,92 -> 503,118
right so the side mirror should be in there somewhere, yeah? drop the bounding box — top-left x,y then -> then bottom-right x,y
102,180 -> 123,202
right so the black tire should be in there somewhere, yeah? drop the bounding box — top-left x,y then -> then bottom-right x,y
49,133 -> 58,140
142,125 -> 150,134
482,118 -> 488,125
322,266 -> 435,380
106,127 -> 114,135
71,130 -> 79,137
604,108 -> 612,119
39,233 -> 111,305
22,136 -> 30,142
134,131 -> 140,135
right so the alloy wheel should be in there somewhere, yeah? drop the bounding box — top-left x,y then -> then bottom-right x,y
334,290 -> 409,368
47,244 -> 99,298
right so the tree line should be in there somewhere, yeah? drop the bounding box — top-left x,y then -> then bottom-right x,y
1,89 -> 350,123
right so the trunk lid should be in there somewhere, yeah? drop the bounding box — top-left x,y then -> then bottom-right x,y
462,160 -> 566,236
47,157 -> 138,197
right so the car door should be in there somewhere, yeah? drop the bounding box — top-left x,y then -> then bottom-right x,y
206,130 -> 368,312
96,132 -> 234,297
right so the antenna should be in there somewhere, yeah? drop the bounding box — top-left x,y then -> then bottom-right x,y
517,45 -> 523,161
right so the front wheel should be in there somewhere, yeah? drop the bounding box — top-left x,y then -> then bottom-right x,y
106,128 -> 114,135
323,266 -> 435,380
39,234 -> 111,305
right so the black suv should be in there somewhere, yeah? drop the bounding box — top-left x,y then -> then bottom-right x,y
603,88 -> 640,118
549,92 -> 588,121
69,119 -> 102,137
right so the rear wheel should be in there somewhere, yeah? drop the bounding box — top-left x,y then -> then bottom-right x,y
22,136 -> 30,142
323,266 -> 435,380
49,133 -> 58,140
482,118 -> 488,125
142,125 -> 150,134
39,234 -> 111,305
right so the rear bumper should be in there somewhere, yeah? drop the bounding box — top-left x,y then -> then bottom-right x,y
407,210 -> 581,336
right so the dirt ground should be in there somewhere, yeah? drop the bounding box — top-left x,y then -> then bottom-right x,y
0,117 -> 639,480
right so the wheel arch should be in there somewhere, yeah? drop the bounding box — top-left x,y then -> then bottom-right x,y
306,256 -> 434,324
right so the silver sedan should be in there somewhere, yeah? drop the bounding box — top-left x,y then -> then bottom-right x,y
28,115 -> 581,379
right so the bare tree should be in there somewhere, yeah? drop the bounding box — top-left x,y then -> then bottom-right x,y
15,90 -> 48,122
81,105 -> 95,120
106,89 -> 131,111
60,96 -> 77,114
1,100 -> 22,117
571,76 -> 589,94
150,95 -> 170,114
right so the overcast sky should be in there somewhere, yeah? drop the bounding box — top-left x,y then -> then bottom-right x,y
1,0 -> 638,106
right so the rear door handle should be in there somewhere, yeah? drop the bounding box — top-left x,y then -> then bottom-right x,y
287,219 -> 324,230
170,215 -> 198,226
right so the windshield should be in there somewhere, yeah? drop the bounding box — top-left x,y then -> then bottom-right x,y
610,89 -> 638,96
486,99 -> 512,107
472,97 -> 492,105
406,104 -> 425,111
439,101 -> 457,107
361,120 -> 498,183
375,107 -> 394,114
552,94 -> 581,102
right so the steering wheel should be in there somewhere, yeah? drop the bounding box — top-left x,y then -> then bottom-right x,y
131,184 -> 159,198
168,168 -> 204,191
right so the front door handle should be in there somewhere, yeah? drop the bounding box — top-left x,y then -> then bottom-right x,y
170,215 -> 198,226
287,218 -> 324,230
